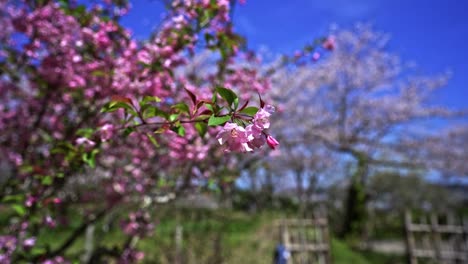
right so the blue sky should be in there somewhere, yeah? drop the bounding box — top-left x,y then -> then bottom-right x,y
121,0 -> 468,110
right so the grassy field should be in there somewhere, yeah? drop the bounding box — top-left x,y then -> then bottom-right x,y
136,209 -> 404,263
7,207 -> 404,263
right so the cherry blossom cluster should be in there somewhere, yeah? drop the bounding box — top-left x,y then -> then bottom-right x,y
121,211 -> 155,237
0,0 -> 289,262
216,106 -> 279,153
0,236 -> 16,264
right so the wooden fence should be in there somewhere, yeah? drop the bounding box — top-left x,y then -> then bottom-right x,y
405,211 -> 468,264
278,218 -> 332,264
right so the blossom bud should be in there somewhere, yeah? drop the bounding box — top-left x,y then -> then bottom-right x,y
23,237 -> 36,250
266,135 -> 279,150
312,52 -> 320,61
25,195 -> 37,207
45,215 -> 56,228
75,137 -> 96,148
323,36 -> 336,51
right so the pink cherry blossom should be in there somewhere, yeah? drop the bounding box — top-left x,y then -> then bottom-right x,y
0,0 -> 281,262
323,35 -> 336,50
312,52 -> 320,61
25,195 -> 36,207
99,124 -> 115,142
75,137 -> 96,148
23,237 -> 36,250
252,108 -> 271,131
216,122 -> 253,153
45,215 -> 57,228
246,126 -> 266,150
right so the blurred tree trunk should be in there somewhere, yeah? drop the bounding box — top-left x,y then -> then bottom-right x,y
295,168 -> 306,217
305,172 -> 318,217
340,152 -> 369,239
263,171 -> 274,207
220,182 -> 233,209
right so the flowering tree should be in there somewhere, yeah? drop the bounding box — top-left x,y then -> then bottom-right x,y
268,24 -> 467,238
0,0 -> 288,262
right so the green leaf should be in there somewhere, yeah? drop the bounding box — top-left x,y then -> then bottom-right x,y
207,179 -> 220,193
205,33 -> 214,44
154,127 -> 168,134
76,128 -> 94,138
171,102 -> 190,114
41,175 -> 53,186
123,127 -> 135,137
31,248 -> 46,256
58,0 -> 70,8
205,103 -> 214,113
211,91 -> 218,104
19,165 -> 34,174
140,95 -> 161,106
240,106 -> 259,116
177,125 -> 186,136
146,133 -> 159,148
195,122 -> 208,137
101,101 -> 137,116
169,113 -> 179,122
194,114 -> 211,121
170,123 -> 185,137
82,149 -> 99,168
91,70 -> 106,77
143,106 -> 169,119
199,9 -> 214,28
158,178 -> 167,188
216,86 -> 238,107
208,115 -> 231,126
233,97 -> 239,110
12,204 -> 26,216
2,194 -> 24,203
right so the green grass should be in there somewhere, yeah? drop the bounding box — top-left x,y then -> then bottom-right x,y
138,210 -> 280,263
357,250 -> 406,264
331,239 -> 371,264
9,208 -> 404,263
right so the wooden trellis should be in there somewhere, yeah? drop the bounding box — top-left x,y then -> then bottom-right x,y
405,211 -> 468,264
278,218 -> 332,264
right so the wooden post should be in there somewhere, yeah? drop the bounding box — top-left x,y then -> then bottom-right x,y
174,225 -> 183,264
81,224 -> 95,263
323,217 -> 332,264
280,217 -> 332,264
298,220 -> 307,264
316,219 -> 324,264
404,210 -> 417,264
404,211 -> 468,264
282,221 -> 291,249
462,217 -> 468,263
431,213 -> 442,263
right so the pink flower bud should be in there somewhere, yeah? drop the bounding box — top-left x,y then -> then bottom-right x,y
75,137 -> 96,148
323,36 -> 336,51
266,135 -> 279,150
23,237 -> 36,249
312,52 -> 320,61
294,50 -> 302,59
25,195 -> 37,207
45,216 -> 56,228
